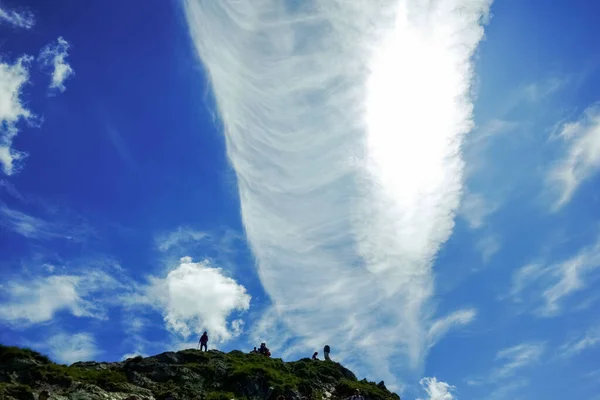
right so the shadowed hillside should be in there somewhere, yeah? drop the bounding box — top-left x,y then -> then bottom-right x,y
0,345 -> 401,400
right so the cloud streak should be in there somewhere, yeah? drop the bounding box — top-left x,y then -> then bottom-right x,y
508,236 -> 600,316
0,4 -> 34,29
548,103 -> 600,210
184,0 -> 491,384
559,326 -> 600,358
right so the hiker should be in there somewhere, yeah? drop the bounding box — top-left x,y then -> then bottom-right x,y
348,389 -> 364,400
312,352 -> 319,360
198,331 -> 208,351
250,347 -> 258,353
324,344 -> 331,361
259,342 -> 269,355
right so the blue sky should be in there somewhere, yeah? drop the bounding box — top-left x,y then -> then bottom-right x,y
1,1 -> 599,399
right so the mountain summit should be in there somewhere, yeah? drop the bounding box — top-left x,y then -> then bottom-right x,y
0,345 -> 401,400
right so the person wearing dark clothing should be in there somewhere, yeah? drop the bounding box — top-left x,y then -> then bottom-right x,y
251,347 -> 258,353
199,331 -> 208,351
324,345 -> 331,361
348,389 -> 364,400
312,352 -> 319,360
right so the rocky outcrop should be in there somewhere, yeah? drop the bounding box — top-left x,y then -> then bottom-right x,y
0,345 -> 400,400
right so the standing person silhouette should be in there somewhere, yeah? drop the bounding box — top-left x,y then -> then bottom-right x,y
324,344 -> 331,361
198,331 -> 208,351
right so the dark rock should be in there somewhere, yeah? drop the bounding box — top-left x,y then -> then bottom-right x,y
0,346 -> 401,400
153,352 -> 182,365
70,361 -> 112,370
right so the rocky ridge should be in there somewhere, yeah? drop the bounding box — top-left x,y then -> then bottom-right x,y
0,345 -> 401,400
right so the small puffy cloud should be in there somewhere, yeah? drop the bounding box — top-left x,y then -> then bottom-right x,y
0,268 -> 127,327
45,332 -> 99,364
140,256 -> 251,343
417,377 -> 456,400
547,103 -> 600,210
0,4 -> 34,29
0,55 -> 33,175
508,236 -> 600,316
38,37 -> 74,93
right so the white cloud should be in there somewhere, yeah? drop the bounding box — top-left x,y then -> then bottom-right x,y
184,0 -> 491,383
477,235 -> 501,264
522,78 -> 565,103
466,343 -> 541,398
38,37 -> 74,92
417,377 -> 456,400
0,55 -> 33,175
427,309 -> 476,348
0,203 -> 58,239
547,103 -> 600,210
459,192 -> 497,229
0,4 -> 34,29
0,267 -> 128,327
156,227 -> 209,252
508,236 -> 600,316
559,327 -> 600,358
45,332 -> 99,364
139,256 -> 251,343
492,343 -> 544,380
0,203 -> 94,241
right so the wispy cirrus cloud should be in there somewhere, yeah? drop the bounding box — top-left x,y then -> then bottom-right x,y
477,235 -> 501,264
467,342 -> 544,398
492,343 -> 545,380
0,203 -> 94,241
459,192 -> 498,230
0,4 -> 34,29
44,332 -> 99,365
39,37 -> 74,93
427,309 -> 477,348
559,326 -> 600,358
156,227 -> 209,252
507,236 -> 600,316
547,103 -> 600,210
0,263 -> 129,327
0,203 -> 61,239
184,0 -> 491,385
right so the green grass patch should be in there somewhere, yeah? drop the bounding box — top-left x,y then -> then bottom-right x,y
0,345 -> 52,365
39,364 -> 128,388
0,383 -> 35,400
336,378 -> 399,400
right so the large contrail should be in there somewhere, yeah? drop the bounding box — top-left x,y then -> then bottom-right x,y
184,0 -> 491,389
